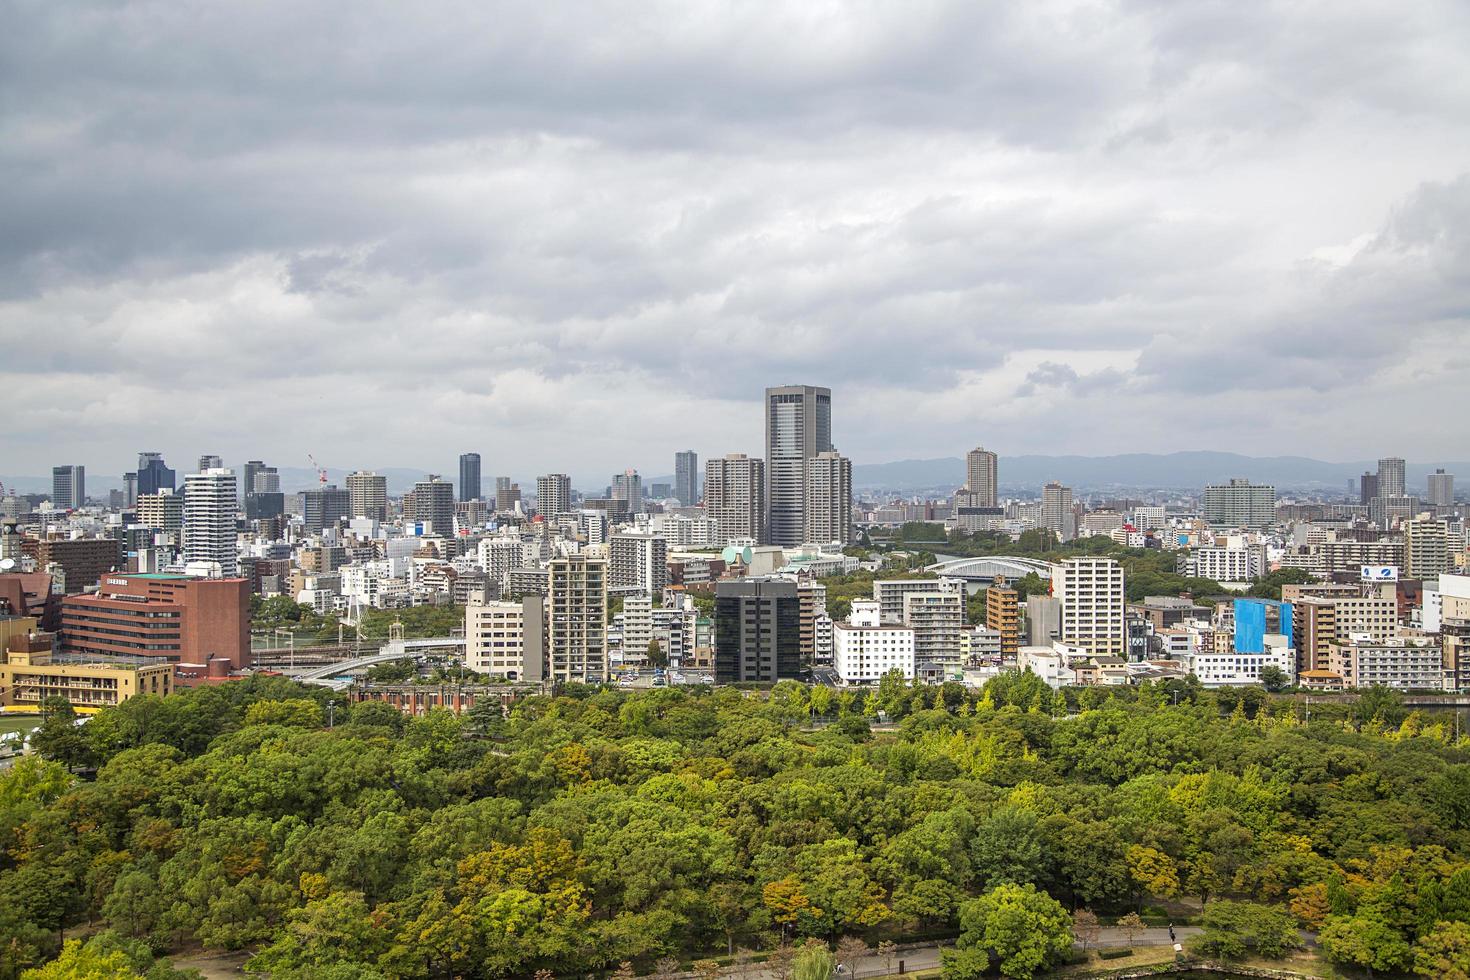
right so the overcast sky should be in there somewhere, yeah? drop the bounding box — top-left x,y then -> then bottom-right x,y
3,1 -> 1469,483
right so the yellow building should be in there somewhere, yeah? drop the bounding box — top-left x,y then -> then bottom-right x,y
1,616 -> 173,712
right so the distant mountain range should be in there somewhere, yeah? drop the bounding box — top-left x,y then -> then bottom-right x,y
851,452 -> 1466,494
4,452 -> 1462,498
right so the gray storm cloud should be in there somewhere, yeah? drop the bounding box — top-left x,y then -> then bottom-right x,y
1,0 -> 1468,479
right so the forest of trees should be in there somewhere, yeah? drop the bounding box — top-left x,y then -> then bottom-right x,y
5,673 -> 1470,978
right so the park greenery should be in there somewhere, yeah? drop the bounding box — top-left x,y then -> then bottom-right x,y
6,672 -> 1470,978
250,595 -> 466,644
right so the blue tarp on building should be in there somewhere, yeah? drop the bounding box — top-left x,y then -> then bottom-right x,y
1234,598 -> 1293,653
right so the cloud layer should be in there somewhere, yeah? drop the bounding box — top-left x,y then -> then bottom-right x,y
3,0 -> 1469,483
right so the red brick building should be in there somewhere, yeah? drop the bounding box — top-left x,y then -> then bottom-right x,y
59,573 -> 250,672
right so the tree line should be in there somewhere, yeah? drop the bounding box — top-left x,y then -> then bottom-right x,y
4,673 -> 1470,978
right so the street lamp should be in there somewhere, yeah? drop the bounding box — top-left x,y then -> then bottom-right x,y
327,700 -> 337,729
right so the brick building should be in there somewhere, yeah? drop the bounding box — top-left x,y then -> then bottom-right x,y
59,573 -> 250,672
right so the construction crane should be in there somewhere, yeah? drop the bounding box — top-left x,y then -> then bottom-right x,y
306,454 -> 327,487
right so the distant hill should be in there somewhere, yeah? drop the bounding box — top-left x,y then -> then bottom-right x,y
853,452 -> 1469,493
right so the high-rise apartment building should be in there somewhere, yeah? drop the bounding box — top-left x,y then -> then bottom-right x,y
1377,457 -> 1406,499
1370,495 -> 1418,530
903,591 -> 966,682
705,454 -> 766,545
494,477 -> 521,513
547,554 -> 608,683
1405,517 -> 1451,579
965,447 -> 999,507
1055,556 -> 1126,657
612,470 -> 643,514
536,473 -> 572,517
674,450 -> 699,507
50,465 -> 84,510
765,385 -> 833,547
33,538 -> 124,594
302,486 -> 352,533
985,576 -> 1020,659
796,579 -> 827,668
872,578 -> 966,623
345,471 -> 388,521
803,451 -> 852,545
1429,469 -> 1455,508
1041,482 -> 1075,541
182,468 -> 238,577
608,531 -> 669,598
137,490 -> 184,535
459,453 -> 482,502
136,453 -> 176,497
1202,478 -> 1276,529
407,476 -> 456,535
714,578 -> 801,683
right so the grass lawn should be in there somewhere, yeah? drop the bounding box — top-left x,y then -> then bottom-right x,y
1053,945 -> 1180,975
1051,946 -> 1335,979
0,715 -> 40,738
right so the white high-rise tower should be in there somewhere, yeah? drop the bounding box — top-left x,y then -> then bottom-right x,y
183,468 -> 238,577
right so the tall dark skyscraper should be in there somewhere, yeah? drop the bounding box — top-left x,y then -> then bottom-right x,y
674,450 -> 698,507
459,452 -> 482,502
136,452 -> 176,497
302,485 -> 352,533
1359,471 -> 1379,506
242,460 -> 266,503
714,578 -> 801,683
764,385 -> 832,547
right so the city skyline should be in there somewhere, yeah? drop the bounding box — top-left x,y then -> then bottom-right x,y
4,4 -> 1469,474
7,443 -> 1470,499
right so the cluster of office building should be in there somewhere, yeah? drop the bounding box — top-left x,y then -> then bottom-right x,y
8,411 -> 1469,702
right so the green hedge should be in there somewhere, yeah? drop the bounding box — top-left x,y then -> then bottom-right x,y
1099,948 -> 1134,960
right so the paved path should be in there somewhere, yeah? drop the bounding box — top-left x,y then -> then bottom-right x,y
746,925 -> 1201,979
1090,925 -> 1200,949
